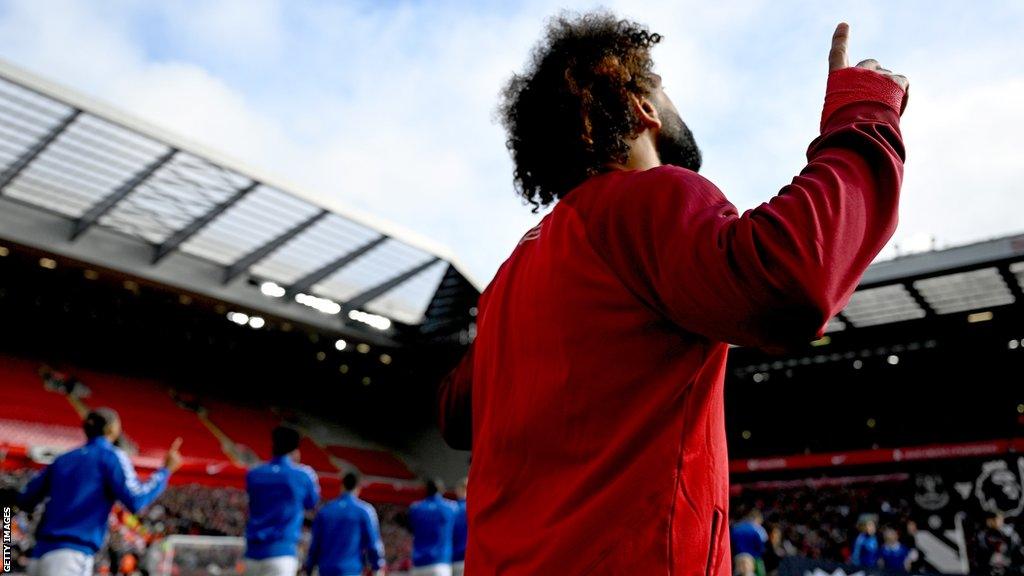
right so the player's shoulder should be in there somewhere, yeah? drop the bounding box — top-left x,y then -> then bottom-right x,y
355,498 -> 378,518
96,443 -> 135,476
628,165 -> 720,201
247,460 -> 281,481
50,445 -> 84,469
291,462 -> 318,481
248,461 -> 270,475
567,165 -> 721,216
321,497 -> 344,514
643,163 -> 702,182
106,443 -> 132,466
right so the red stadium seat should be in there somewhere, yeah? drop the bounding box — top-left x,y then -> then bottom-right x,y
0,355 -> 83,449
203,399 -> 280,461
203,401 -> 338,471
74,368 -> 227,463
0,354 -> 407,484
297,436 -> 338,473
325,445 -> 416,479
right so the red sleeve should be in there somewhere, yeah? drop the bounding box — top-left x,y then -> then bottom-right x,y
438,343 -> 474,450
580,68 -> 906,347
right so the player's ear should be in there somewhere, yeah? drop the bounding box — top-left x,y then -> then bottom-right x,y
631,93 -> 662,131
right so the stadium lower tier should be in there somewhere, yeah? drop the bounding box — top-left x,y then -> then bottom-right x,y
5,469 -> 1019,575
0,354 -> 420,501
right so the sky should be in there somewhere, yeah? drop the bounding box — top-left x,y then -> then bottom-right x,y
0,0 -> 1021,286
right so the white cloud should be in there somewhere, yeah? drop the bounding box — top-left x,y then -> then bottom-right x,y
0,0 -> 1021,285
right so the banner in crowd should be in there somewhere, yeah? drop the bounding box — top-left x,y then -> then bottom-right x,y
731,439 -> 1020,474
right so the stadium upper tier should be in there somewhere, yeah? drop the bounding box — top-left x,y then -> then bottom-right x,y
0,59 -> 479,346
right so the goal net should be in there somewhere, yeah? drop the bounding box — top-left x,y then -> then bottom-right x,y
151,535 -> 245,576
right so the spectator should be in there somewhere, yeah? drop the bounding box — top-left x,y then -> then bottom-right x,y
974,511 -> 1023,576
850,514 -> 879,569
762,524 -> 794,575
880,526 -> 910,573
245,426 -> 320,576
902,520 -> 924,573
452,478 -> 468,576
731,510 -> 768,575
408,478 -> 457,576
303,471 -> 385,576
17,408 -> 181,576
734,553 -> 758,576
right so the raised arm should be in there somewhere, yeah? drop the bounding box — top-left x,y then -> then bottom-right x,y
586,26 -> 907,347
104,450 -> 171,514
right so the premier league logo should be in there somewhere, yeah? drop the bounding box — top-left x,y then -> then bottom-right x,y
975,458 -> 1024,517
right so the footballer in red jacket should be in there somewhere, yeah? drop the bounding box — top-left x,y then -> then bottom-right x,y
440,12 -> 908,575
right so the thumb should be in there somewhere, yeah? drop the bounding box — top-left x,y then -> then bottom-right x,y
829,22 -> 850,71
169,437 -> 183,452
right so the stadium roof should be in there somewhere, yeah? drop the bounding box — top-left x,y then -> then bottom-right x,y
727,234 -> 1024,460
0,59 -> 479,345
825,233 -> 1024,332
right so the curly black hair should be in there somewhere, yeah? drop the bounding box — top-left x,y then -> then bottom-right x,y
499,11 -> 662,212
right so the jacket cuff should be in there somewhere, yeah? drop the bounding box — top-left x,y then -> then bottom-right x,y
821,67 -> 906,131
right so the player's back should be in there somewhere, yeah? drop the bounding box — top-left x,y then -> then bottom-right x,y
730,521 -> 767,558
466,167 -> 732,574
245,456 -> 319,559
310,495 -> 377,576
408,494 -> 457,567
35,440 -> 116,548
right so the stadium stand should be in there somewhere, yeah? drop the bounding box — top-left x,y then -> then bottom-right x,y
297,435 -> 339,473
201,399 -> 281,461
326,444 -> 417,480
71,367 -> 228,463
0,354 -> 83,450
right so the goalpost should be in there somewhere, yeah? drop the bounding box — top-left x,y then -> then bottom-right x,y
152,535 -> 246,576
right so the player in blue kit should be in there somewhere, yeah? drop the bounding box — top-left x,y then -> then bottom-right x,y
18,408 -> 181,576
245,426 -> 320,576
409,478 -> 457,576
303,471 -> 385,576
451,478 -> 468,576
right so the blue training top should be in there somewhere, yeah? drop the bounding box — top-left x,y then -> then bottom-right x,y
245,455 -> 320,560
408,493 -> 458,567
730,520 -> 768,559
851,533 -> 880,568
452,498 -> 468,562
304,492 -> 385,576
881,542 -> 910,572
18,436 -> 170,557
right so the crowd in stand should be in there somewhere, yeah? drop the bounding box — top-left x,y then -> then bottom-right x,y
731,482 -> 918,568
8,467 -> 1023,575
5,473 -> 414,575
730,481 -> 1023,575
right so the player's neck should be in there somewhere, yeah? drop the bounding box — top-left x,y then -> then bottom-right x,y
608,132 -> 661,172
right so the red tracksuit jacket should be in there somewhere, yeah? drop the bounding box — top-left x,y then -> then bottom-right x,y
440,68 -> 906,575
